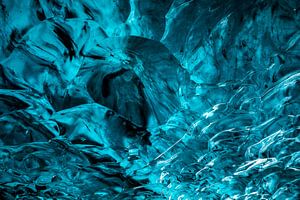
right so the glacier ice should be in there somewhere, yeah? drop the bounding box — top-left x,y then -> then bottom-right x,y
0,0 -> 300,199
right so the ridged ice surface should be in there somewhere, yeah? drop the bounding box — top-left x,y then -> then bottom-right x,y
0,0 -> 300,199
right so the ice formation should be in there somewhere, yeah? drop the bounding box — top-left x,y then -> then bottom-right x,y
0,0 -> 299,199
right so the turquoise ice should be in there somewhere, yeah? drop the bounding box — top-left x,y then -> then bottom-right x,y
0,0 -> 299,199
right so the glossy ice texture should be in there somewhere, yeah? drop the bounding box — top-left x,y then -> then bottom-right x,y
0,0 -> 300,199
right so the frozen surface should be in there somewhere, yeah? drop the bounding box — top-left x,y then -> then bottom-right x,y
0,0 -> 300,199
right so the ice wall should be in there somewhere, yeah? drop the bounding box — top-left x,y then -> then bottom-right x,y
0,0 -> 299,199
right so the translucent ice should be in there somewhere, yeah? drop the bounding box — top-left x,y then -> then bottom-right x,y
0,0 -> 299,199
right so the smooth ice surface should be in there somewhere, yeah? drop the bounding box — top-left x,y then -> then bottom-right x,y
0,0 -> 300,199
